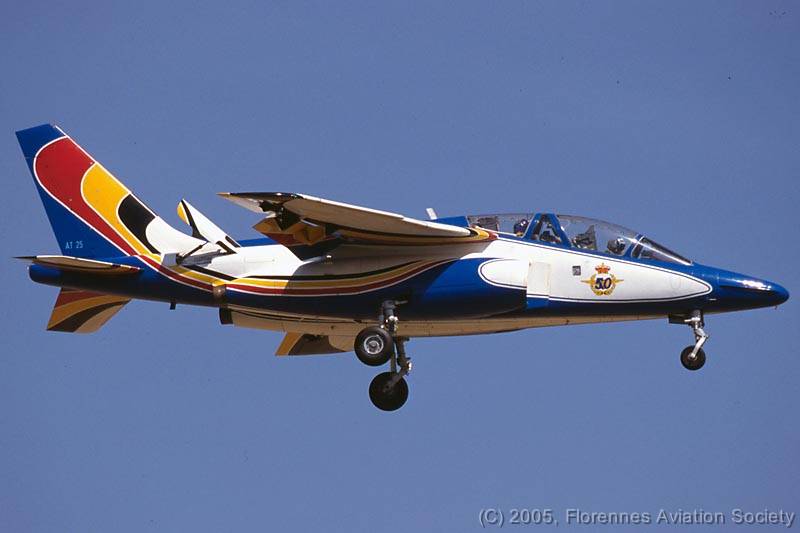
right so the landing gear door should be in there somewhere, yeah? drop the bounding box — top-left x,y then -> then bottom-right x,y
527,261 -> 551,308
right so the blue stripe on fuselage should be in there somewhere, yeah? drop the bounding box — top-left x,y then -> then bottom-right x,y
29,256 -> 214,306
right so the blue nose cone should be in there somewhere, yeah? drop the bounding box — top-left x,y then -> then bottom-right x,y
712,268 -> 790,310
769,282 -> 790,306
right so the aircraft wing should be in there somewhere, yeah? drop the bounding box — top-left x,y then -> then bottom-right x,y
218,192 -> 494,255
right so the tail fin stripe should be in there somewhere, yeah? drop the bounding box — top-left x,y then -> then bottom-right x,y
18,123 -> 204,259
81,163 -> 157,255
35,138 -> 136,255
118,195 -> 160,254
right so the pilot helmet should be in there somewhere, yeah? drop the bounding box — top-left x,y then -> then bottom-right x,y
513,218 -> 529,236
607,237 -> 626,254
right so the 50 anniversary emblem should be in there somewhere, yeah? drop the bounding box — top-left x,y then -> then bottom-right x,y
582,263 -> 623,296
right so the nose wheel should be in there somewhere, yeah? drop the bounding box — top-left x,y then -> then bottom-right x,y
680,346 -> 706,371
679,310 -> 709,371
369,372 -> 409,411
355,301 -> 412,411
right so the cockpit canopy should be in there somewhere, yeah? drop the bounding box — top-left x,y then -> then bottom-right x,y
466,213 -> 691,265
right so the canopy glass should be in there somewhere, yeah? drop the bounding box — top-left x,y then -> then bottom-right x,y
466,213 -> 691,265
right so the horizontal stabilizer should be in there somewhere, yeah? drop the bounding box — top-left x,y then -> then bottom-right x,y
177,199 -> 239,253
18,255 -> 141,275
47,288 -> 130,333
275,332 -> 352,356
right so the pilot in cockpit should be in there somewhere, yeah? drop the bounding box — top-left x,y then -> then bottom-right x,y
607,237 -> 626,255
513,218 -> 529,237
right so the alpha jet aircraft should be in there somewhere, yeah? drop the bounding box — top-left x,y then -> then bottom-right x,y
16,124 -> 789,411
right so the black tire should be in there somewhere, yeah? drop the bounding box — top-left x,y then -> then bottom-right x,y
369,372 -> 409,411
354,326 -> 394,366
680,346 -> 706,371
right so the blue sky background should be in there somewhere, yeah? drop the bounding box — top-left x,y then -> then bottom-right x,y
1,1 -> 798,531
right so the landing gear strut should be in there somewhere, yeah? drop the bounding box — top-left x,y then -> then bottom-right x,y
355,301 -> 412,411
679,310 -> 709,371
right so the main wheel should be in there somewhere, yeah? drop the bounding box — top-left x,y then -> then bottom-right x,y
368,372 -> 409,411
680,346 -> 706,371
354,326 -> 394,366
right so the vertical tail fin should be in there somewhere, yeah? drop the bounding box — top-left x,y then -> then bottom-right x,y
15,124 -> 200,258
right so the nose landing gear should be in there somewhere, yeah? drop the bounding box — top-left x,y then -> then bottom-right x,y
354,326 -> 393,366
355,301 -> 412,411
369,370 -> 409,411
679,310 -> 709,371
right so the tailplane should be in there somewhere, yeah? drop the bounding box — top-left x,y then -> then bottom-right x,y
16,124 -> 200,258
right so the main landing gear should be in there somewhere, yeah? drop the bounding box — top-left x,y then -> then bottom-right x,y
678,310 -> 709,371
354,301 -> 412,411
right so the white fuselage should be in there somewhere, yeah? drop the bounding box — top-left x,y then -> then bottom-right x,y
184,237 -> 711,347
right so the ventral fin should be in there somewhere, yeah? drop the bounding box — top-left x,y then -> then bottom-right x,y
47,288 -> 130,333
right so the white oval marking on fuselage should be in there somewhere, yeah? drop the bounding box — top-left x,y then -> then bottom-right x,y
474,238 -> 711,303
478,258 -> 529,290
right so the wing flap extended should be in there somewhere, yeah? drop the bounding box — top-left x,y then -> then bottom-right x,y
47,288 -> 130,333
